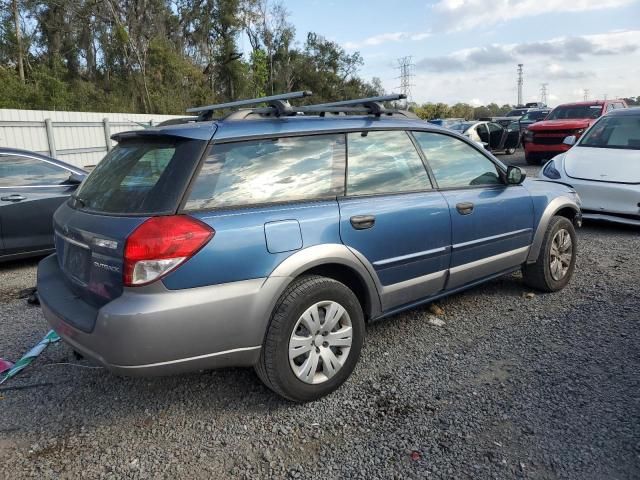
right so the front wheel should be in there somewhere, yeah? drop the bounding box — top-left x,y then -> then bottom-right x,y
523,216 -> 577,292
255,275 -> 365,402
505,147 -> 516,155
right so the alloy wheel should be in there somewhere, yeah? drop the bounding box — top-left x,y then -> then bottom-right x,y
550,228 -> 573,281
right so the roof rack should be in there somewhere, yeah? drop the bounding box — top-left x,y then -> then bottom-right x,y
187,91 -> 313,120
186,92 -> 415,121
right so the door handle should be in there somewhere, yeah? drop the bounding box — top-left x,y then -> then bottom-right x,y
456,202 -> 474,215
1,194 -> 26,202
350,215 -> 376,230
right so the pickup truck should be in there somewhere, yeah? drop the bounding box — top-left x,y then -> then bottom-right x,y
523,99 -> 627,164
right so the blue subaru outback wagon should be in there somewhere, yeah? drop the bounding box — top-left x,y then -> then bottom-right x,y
37,92 -> 581,401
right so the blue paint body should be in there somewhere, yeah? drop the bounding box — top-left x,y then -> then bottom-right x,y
49,114 -> 579,319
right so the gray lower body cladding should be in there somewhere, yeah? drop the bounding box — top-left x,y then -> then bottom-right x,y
38,254 -> 290,375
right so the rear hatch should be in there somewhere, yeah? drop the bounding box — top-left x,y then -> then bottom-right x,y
54,130 -> 212,309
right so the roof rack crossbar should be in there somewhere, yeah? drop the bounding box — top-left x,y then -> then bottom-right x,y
187,91 -> 313,116
307,93 -> 406,109
302,93 -> 407,116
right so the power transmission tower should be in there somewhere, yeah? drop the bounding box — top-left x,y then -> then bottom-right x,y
517,64 -> 524,106
540,83 -> 548,105
396,56 -> 414,108
583,89 -> 589,101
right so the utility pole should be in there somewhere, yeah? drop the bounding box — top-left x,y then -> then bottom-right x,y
540,83 -> 548,105
583,89 -> 589,101
12,0 -> 25,84
396,56 -> 414,108
517,64 -> 524,106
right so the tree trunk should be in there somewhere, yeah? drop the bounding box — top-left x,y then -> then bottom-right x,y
12,0 -> 25,83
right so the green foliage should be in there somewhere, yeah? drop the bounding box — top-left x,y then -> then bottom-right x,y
0,0 -> 380,114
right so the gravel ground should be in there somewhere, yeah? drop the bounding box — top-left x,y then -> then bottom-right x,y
1,155 -> 638,479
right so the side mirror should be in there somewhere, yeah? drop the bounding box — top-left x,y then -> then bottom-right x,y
563,135 -> 576,146
506,165 -> 526,185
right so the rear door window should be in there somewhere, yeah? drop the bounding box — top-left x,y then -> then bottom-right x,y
73,138 -> 205,215
0,155 -> 71,187
346,130 -> 430,196
184,134 -> 345,210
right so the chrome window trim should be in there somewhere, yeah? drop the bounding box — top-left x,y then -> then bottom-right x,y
0,152 -> 77,188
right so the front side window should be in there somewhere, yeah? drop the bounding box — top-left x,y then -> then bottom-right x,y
413,132 -> 503,188
0,155 -> 70,187
578,115 -> 640,150
185,134 -> 344,210
346,130 -> 430,196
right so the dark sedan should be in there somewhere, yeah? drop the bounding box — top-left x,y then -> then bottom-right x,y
0,148 -> 87,261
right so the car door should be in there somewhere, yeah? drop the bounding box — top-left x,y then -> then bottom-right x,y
487,122 -> 505,150
0,153 -> 78,256
338,130 -> 451,311
412,131 -> 534,289
476,123 -> 490,145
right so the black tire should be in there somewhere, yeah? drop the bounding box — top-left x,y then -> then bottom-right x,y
505,147 -> 516,155
255,275 -> 365,402
525,153 -> 541,165
523,216 -> 577,292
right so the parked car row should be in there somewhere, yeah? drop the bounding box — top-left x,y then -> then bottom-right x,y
523,99 -> 628,164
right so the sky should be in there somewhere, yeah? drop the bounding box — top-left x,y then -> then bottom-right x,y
272,0 -> 640,107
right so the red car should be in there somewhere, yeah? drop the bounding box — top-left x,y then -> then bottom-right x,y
523,99 -> 627,164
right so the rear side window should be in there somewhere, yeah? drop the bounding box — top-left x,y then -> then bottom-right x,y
73,138 -> 204,215
0,155 -> 70,187
346,130 -> 430,196
413,132 -> 502,188
185,134 -> 345,210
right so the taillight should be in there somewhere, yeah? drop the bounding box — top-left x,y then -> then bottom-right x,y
124,215 -> 214,286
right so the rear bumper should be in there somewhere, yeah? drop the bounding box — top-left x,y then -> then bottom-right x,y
38,254 -> 290,375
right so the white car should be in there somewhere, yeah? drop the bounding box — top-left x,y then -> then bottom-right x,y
540,108 -> 640,226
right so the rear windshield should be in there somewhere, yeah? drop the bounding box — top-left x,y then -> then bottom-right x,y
72,138 -> 205,215
547,105 -> 602,120
521,111 -> 549,121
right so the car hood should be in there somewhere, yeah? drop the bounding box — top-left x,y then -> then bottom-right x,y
529,119 -> 593,131
563,146 -> 640,184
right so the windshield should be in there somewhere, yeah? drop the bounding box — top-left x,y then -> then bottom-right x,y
521,111 -> 549,122
72,138 -> 205,215
506,109 -> 527,117
578,115 -> 640,150
449,122 -> 475,132
547,105 -> 602,120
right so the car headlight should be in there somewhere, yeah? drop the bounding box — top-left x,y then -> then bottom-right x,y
542,160 -> 561,179
524,130 -> 533,141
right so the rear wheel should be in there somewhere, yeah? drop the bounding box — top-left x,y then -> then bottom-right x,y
255,275 -> 365,402
523,216 -> 577,292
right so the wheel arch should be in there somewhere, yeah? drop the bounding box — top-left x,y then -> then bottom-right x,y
527,196 -> 580,263
269,244 -> 382,320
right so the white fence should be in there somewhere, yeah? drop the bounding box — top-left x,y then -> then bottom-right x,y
0,109 -> 188,168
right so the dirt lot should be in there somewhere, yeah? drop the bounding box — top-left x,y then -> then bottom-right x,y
1,154 -> 638,479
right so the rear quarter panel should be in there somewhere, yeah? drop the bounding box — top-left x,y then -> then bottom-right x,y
163,201 -> 341,289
